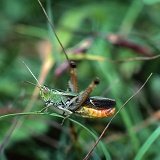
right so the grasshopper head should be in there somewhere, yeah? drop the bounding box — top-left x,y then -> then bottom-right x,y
39,85 -> 51,103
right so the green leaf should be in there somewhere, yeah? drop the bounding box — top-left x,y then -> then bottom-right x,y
134,126 -> 160,160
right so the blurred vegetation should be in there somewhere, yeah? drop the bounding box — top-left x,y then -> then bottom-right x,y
0,0 -> 160,159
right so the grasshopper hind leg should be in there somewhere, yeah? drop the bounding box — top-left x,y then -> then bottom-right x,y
68,61 -> 78,93
67,77 -> 100,111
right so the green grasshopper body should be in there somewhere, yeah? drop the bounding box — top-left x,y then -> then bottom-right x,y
24,61 -> 116,120
40,85 -> 116,118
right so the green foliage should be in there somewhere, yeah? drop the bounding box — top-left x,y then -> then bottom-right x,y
0,0 -> 160,159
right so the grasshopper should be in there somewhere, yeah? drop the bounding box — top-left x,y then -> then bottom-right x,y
23,0 -> 116,123
23,61 -> 116,122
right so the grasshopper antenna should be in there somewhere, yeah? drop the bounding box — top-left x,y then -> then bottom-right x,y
22,80 -> 41,89
22,61 -> 41,87
37,0 -> 70,64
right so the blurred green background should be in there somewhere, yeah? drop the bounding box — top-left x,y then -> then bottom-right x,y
0,0 -> 160,159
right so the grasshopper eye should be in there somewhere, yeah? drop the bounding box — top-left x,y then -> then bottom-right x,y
43,86 -> 49,94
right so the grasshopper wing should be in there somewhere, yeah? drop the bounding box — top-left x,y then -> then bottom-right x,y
83,96 -> 116,109
75,96 -> 116,118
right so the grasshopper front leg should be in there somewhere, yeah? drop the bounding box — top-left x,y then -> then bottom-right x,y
38,101 -> 53,113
